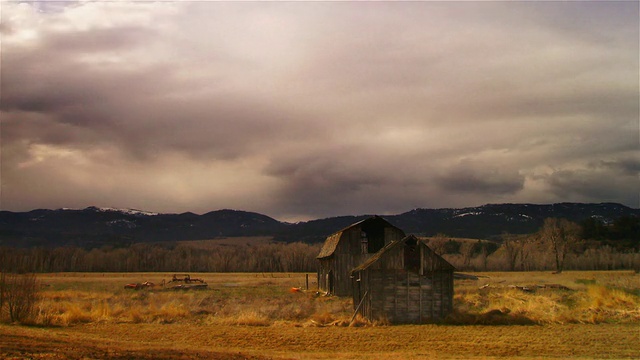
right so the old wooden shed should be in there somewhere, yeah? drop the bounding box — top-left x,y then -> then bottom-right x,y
316,216 -> 406,296
351,234 -> 455,324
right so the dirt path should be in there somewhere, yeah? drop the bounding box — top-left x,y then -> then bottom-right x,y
1,323 -> 638,359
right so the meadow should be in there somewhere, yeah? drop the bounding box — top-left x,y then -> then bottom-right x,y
1,271 -> 639,359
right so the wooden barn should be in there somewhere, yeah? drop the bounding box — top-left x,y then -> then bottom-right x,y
351,235 -> 455,324
316,216 -> 406,296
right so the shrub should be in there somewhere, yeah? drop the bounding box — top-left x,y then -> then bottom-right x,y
1,273 -> 40,324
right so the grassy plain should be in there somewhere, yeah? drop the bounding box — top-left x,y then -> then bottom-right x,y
1,271 -> 639,359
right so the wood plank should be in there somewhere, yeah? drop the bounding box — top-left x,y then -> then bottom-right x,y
419,275 -> 423,323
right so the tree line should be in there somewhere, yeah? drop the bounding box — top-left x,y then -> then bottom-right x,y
1,217 -> 638,274
436,217 -> 639,273
0,242 -> 321,274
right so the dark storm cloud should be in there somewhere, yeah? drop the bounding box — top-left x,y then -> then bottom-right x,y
436,161 -> 525,195
595,158 -> 640,177
1,1 -> 638,219
545,165 -> 638,206
1,22 -> 169,117
1,6 -> 326,162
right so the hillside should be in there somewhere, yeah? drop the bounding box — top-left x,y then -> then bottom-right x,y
0,203 -> 637,249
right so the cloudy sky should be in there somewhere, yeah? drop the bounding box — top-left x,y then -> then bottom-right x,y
1,1 -> 638,221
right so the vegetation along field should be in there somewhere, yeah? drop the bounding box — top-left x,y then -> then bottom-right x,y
1,271 -> 639,359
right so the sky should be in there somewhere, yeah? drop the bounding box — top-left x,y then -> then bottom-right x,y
1,1 -> 638,222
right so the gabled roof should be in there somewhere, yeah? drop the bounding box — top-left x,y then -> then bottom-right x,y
317,232 -> 342,259
351,235 -> 455,273
316,216 -> 401,259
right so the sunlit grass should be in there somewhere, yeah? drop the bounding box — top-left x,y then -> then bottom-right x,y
452,270 -> 640,325
26,271 -> 640,327
3,271 -> 639,359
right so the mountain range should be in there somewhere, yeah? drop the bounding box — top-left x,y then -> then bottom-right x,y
0,203 -> 637,248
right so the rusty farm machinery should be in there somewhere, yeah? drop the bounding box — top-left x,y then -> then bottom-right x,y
124,274 -> 208,290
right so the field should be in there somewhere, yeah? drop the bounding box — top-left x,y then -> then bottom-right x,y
1,271 -> 639,359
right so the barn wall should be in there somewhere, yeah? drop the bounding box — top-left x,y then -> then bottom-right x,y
384,227 -> 405,245
323,222 -> 403,297
355,269 -> 453,323
352,242 -> 454,324
317,258 -> 331,293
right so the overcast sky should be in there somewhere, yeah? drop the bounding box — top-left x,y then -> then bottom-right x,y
1,1 -> 638,221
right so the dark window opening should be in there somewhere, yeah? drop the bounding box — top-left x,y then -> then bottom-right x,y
360,231 -> 368,254
404,237 -> 420,273
361,218 -> 386,253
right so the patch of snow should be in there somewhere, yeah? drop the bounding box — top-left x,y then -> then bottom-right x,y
107,219 -> 138,228
452,212 -> 482,218
94,207 -> 159,216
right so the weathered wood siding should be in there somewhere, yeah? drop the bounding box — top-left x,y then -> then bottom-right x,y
318,220 -> 405,296
352,241 -> 454,323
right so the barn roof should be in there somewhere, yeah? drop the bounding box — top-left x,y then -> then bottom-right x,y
351,235 -> 455,273
316,216 -> 401,259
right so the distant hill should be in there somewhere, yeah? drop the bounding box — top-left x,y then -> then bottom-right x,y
0,207 -> 285,248
388,203 -> 638,238
0,203 -> 637,249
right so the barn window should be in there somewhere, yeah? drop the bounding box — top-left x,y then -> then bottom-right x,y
404,237 -> 420,273
361,219 -> 386,253
360,231 -> 368,254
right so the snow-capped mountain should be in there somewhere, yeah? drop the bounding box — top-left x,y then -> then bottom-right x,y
0,203 -> 637,248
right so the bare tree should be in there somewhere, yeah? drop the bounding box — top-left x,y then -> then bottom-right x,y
428,233 -> 449,256
479,242 -> 489,271
459,241 -> 475,269
4,273 -> 40,323
501,233 -> 536,271
539,218 -> 582,273
519,234 -> 538,271
501,233 -> 521,271
0,271 -> 5,318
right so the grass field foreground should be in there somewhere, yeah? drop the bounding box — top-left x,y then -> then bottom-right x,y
29,271 -> 640,326
1,271 -> 639,359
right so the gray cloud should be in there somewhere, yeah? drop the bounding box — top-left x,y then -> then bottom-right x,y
595,158 -> 640,177
545,165 -> 638,206
1,1 -> 638,220
436,161 -> 525,195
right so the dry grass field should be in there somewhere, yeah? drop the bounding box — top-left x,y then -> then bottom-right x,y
1,271 -> 639,359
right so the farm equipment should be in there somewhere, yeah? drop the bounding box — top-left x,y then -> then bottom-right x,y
170,283 -> 208,290
124,275 -> 207,290
167,274 -> 208,290
124,281 -> 159,290
168,274 -> 206,284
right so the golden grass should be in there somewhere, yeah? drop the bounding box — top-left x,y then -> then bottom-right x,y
25,271 -> 640,328
1,271 -> 639,359
453,271 -> 640,325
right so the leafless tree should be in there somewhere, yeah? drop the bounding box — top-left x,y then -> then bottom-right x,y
539,218 -> 582,273
459,241 -> 475,269
4,273 -> 40,323
0,271 -> 6,318
479,242 -> 489,271
501,233 -> 521,271
519,234 -> 539,271
428,233 -> 449,256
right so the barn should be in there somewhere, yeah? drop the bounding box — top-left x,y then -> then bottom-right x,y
351,234 -> 455,324
316,216 -> 406,296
